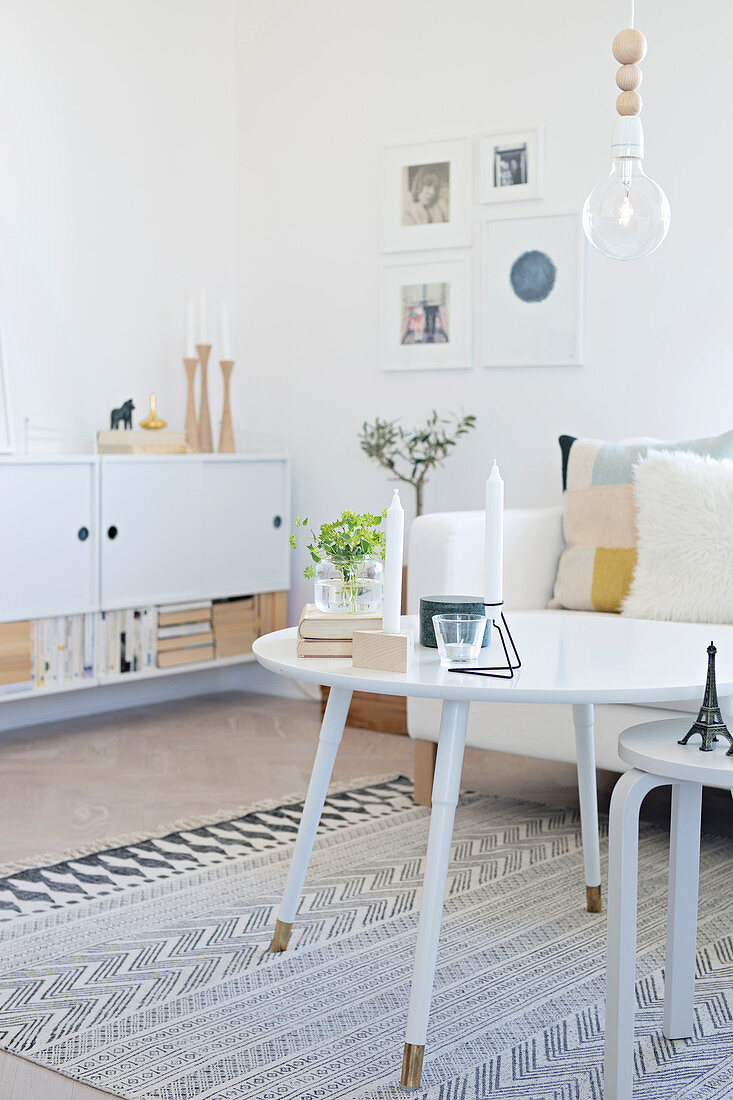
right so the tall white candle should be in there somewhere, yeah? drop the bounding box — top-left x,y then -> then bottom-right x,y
185,297 -> 195,358
199,287 -> 208,344
220,303 -> 232,359
382,489 -> 404,635
484,460 -> 504,611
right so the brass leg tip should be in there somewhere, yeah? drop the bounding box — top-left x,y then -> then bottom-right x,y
400,1042 -> 425,1089
269,919 -> 293,952
586,884 -> 602,913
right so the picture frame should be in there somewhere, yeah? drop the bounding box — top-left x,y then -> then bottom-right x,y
381,257 -> 471,372
0,319 -> 14,453
478,126 -> 544,204
480,212 -> 584,368
381,138 -> 471,252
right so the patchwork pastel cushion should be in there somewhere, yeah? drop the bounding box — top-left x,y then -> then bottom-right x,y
549,429 -> 733,613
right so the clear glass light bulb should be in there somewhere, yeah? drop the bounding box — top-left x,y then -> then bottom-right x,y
582,118 -> 670,261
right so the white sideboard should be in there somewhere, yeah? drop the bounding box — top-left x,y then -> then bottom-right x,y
0,453 -> 290,622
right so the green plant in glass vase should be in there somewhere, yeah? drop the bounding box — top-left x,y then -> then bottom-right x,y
290,510 -> 387,614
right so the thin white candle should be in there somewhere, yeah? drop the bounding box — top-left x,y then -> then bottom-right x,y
185,297 -> 195,358
220,303 -> 232,359
484,460 -> 504,611
382,489 -> 404,634
199,287 -> 208,344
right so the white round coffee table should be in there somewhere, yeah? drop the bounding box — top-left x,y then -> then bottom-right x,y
253,612 -> 733,1088
605,717 -> 733,1100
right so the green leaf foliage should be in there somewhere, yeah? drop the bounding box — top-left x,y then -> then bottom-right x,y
290,509 -> 386,580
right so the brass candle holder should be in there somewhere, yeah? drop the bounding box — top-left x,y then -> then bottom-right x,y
196,343 -> 213,453
183,358 -> 200,451
218,359 -> 235,453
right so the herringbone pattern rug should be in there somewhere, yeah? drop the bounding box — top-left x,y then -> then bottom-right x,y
0,775 -> 732,1099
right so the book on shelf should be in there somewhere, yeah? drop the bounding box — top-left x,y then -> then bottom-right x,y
158,602 -> 213,628
297,604 -> 382,640
158,631 -> 214,653
158,621 -> 213,639
0,620 -> 33,693
157,644 -> 215,668
212,597 -> 258,658
96,430 -> 189,455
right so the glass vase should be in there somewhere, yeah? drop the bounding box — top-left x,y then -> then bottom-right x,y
313,557 -> 384,615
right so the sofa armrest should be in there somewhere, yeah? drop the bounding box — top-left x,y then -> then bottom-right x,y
407,507 -> 563,612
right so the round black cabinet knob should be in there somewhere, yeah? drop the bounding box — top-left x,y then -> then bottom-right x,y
77,526 -> 89,542
107,525 -> 118,540
273,515 -> 282,528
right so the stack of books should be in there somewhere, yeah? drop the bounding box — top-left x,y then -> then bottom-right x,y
297,604 -> 382,658
97,430 -> 189,455
0,621 -> 33,695
213,597 -> 258,658
157,601 -> 214,668
96,608 -> 156,678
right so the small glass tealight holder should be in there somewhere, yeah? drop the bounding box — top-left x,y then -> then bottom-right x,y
432,613 -> 487,665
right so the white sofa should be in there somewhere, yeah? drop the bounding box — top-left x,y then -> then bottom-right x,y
406,507 -> 693,908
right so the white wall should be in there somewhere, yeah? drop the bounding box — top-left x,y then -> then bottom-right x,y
0,0 -> 238,451
234,0 -> 733,617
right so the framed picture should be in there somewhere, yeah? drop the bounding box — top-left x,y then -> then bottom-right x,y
480,213 -> 584,367
0,320 -> 14,453
381,257 -> 471,372
381,138 -> 471,252
479,127 -> 544,204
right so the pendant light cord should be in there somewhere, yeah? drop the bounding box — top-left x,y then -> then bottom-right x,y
630,0 -> 635,27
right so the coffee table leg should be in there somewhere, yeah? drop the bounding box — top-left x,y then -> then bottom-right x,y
664,780 -> 702,1039
269,687 -> 353,952
573,703 -> 602,912
604,768 -> 664,1100
401,699 -> 470,1089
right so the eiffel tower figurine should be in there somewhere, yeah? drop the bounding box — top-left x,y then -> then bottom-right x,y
678,642 -> 733,754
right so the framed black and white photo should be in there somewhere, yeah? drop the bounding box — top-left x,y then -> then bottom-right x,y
480,213 -> 584,367
381,257 -> 471,371
479,127 -> 544,204
381,138 -> 471,252
0,320 -> 14,453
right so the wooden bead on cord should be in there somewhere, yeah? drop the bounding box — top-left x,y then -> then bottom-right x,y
616,90 -> 643,115
612,28 -> 647,65
615,64 -> 642,91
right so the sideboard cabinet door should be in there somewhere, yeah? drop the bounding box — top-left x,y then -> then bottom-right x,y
0,460 -> 97,621
203,459 -> 289,597
100,459 -> 204,608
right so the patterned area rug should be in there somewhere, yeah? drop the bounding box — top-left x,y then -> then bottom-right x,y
1,775 -> 733,1100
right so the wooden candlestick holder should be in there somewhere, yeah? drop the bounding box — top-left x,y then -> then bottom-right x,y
218,359 -> 235,453
352,629 -> 414,673
196,343 -> 213,453
183,357 -> 200,452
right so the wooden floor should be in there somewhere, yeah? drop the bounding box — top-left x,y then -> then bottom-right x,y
0,689 -> 599,1099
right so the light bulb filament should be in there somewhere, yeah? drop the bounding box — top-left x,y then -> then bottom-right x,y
619,191 -> 633,227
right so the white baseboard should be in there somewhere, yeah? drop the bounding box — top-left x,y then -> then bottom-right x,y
0,662 -> 304,735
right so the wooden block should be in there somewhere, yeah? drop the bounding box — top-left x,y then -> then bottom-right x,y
321,686 -> 408,735
352,630 -> 414,673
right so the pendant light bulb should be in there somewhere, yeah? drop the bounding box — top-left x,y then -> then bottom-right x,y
582,117 -> 670,261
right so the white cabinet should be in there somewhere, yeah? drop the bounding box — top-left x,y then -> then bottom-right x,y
0,459 -> 97,620
101,459 -> 204,608
0,454 -> 290,619
203,459 -> 289,597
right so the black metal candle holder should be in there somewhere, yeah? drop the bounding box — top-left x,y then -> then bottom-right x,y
447,601 -> 522,680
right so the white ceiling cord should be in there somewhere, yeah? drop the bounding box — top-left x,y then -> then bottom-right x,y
630,0 -> 635,28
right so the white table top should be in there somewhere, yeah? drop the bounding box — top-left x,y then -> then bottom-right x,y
619,717 -> 733,788
252,611 -> 733,705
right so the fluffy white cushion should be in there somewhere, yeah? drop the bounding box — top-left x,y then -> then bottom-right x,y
622,450 -> 733,624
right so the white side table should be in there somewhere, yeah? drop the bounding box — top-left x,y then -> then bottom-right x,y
604,717 -> 733,1100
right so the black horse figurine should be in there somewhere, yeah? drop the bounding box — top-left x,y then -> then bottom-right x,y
110,399 -> 135,430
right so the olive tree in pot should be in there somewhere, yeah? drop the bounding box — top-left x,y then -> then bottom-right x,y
358,410 -> 477,517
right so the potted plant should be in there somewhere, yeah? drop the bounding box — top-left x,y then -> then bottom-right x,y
291,509 -> 386,614
358,410 -> 477,516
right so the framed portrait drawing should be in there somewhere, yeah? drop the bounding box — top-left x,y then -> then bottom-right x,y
0,322 -> 13,453
381,138 -> 471,252
480,213 -> 584,367
479,127 -> 544,204
381,257 -> 471,372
